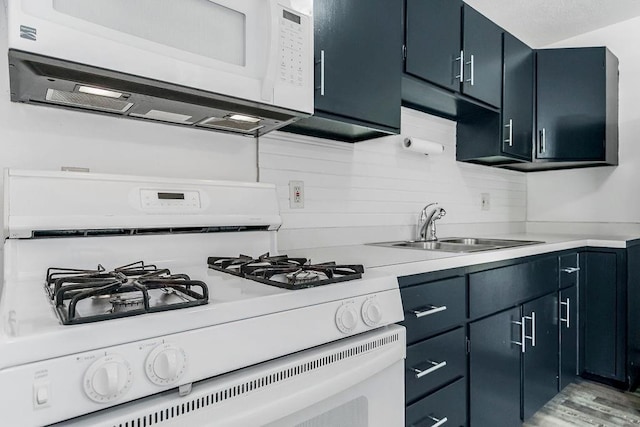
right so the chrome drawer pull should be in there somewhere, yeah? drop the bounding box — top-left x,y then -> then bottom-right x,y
410,305 -> 447,318
511,318 -> 526,353
411,414 -> 449,427
560,298 -> 570,328
465,54 -> 475,85
561,267 -> 580,274
504,119 -> 513,147
523,311 -> 536,347
428,415 -> 448,427
320,50 -> 325,96
454,50 -> 464,83
410,360 -> 447,379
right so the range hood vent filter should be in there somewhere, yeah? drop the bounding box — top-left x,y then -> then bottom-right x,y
45,88 -> 133,113
197,117 -> 264,134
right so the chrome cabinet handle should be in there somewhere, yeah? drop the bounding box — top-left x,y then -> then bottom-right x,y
511,317 -> 526,353
465,54 -> 474,85
410,360 -> 447,379
561,267 -> 580,274
454,50 -> 464,83
504,119 -> 513,147
410,305 -> 447,318
540,128 -> 547,153
523,311 -> 536,347
411,415 -> 448,427
319,50 -> 325,96
560,298 -> 570,328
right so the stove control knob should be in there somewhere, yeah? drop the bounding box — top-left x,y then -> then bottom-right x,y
361,298 -> 383,327
336,303 -> 358,334
146,343 -> 187,386
83,354 -> 133,403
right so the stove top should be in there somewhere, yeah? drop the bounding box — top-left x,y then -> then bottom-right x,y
207,253 -> 364,290
45,261 -> 209,324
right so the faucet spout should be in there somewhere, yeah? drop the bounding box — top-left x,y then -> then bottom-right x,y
417,203 -> 446,241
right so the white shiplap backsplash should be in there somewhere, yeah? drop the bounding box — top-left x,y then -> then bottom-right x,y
260,108 -> 527,250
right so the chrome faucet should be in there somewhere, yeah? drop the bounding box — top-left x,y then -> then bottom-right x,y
417,203 -> 446,241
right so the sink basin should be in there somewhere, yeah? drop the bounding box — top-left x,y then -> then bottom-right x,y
369,237 -> 544,253
438,237 -> 543,248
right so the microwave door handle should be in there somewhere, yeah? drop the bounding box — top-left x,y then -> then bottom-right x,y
261,0 -> 279,102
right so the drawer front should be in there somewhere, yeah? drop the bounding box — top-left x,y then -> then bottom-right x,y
469,257 -> 558,319
401,276 -> 466,344
559,252 -> 580,289
406,378 -> 466,427
406,327 -> 466,404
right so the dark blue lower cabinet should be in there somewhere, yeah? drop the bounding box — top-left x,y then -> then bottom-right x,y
559,285 -> 579,391
522,294 -> 559,420
469,293 -> 559,425
470,307 -> 522,427
406,328 -> 466,404
406,379 -> 466,427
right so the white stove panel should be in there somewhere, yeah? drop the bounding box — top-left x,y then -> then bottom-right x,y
0,293 -> 404,427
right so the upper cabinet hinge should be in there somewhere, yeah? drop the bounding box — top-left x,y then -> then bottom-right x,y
402,44 -> 407,61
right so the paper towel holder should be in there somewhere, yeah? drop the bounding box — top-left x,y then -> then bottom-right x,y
402,137 -> 445,156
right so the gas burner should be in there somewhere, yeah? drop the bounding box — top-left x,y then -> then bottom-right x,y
109,295 -> 145,313
45,261 -> 209,325
285,269 -> 325,285
207,253 -> 364,290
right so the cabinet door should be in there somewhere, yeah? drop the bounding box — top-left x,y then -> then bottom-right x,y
559,285 -> 578,391
522,294 -> 559,420
470,307 -> 521,427
461,5 -> 502,107
502,33 -> 533,160
583,251 -> 626,381
401,276 -> 466,344
405,0 -> 462,92
405,328 -> 466,404
536,48 -> 607,160
313,0 -> 401,128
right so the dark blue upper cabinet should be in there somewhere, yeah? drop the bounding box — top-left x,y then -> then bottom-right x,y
402,0 -> 502,119
536,47 -> 618,164
405,0 -> 462,92
461,5 -> 502,108
282,0 -> 402,142
502,32 -> 534,161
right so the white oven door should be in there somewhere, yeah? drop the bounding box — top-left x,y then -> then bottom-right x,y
57,325 -> 406,427
8,0 -> 313,113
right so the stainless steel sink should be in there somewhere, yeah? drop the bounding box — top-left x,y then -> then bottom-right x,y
369,237 -> 544,253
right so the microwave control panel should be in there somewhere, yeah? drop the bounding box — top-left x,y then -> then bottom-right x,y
279,8 -> 305,87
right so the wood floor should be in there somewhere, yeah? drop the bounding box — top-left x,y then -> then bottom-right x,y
524,380 -> 640,426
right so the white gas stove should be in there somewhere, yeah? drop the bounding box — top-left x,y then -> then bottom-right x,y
0,170 -> 405,427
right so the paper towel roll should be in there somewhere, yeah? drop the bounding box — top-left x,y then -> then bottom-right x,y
402,137 -> 445,155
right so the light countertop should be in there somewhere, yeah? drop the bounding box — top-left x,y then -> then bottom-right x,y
285,233 -> 640,278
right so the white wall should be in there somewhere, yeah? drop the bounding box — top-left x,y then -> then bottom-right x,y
0,5 -> 530,254
527,16 -> 640,234
0,5 -> 257,193
260,108 -> 527,250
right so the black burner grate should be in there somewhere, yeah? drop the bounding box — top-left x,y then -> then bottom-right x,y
207,253 -> 364,290
45,261 -> 208,325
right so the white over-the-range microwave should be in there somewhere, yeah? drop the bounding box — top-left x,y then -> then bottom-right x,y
7,0 -> 314,136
